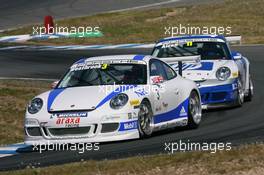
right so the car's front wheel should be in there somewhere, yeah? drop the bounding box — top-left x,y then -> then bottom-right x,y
187,90 -> 202,129
245,76 -> 253,101
138,100 -> 154,138
236,79 -> 245,106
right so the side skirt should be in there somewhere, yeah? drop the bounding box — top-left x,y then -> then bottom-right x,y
153,117 -> 188,132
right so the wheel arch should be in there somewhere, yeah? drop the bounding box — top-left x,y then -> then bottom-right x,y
187,88 -> 202,128
189,88 -> 201,110
141,98 -> 152,107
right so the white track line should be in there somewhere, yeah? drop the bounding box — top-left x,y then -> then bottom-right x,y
0,46 -> 28,50
0,154 -> 15,158
0,142 -> 29,158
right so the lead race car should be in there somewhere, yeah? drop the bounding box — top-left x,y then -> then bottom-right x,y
152,35 -> 253,109
25,55 -> 202,144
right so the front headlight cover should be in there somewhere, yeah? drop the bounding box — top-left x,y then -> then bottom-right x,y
28,98 -> 43,114
110,93 -> 129,109
216,67 -> 231,81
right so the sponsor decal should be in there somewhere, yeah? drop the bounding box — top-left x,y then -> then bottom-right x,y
101,63 -> 108,70
134,88 -> 148,97
232,72 -> 238,78
119,120 -> 138,131
155,106 -> 162,111
186,41 -> 193,46
70,62 -> 101,71
160,38 -> 221,48
180,106 -> 187,117
161,40 -> 180,48
124,121 -> 137,130
151,75 -> 164,84
71,60 -> 146,72
129,99 -> 140,106
162,102 -> 168,108
56,117 -> 80,127
155,106 -> 162,112
103,115 -> 121,121
51,112 -> 88,119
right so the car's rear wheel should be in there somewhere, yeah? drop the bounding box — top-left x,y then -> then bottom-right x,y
187,90 -> 202,129
138,100 -> 154,138
245,76 -> 253,101
236,79 -> 244,106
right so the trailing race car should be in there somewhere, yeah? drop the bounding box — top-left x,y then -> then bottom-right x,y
24,55 -> 202,144
152,35 -> 253,109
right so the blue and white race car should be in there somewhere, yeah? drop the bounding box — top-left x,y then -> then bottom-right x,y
152,35 -> 253,109
24,55 -> 202,144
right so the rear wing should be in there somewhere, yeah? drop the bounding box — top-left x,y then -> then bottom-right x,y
225,35 -> 241,45
161,55 -> 201,76
157,35 -> 242,46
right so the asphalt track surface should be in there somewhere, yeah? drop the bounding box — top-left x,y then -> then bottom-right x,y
0,0 -> 223,30
0,45 -> 263,171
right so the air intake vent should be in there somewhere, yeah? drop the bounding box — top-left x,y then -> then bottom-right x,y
48,127 -> 91,136
26,127 -> 41,136
101,123 -> 119,133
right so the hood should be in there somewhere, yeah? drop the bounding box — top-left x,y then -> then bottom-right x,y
46,85 -> 136,112
170,60 -> 236,81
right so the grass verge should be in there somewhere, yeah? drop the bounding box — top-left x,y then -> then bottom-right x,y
0,0 -> 263,45
1,144 -> 264,175
0,80 -> 50,145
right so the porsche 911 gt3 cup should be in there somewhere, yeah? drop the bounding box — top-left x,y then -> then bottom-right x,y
152,35 -> 253,109
24,55 -> 202,144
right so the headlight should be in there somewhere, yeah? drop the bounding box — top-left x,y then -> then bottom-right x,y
110,93 -> 128,109
216,67 -> 231,81
28,98 -> 43,114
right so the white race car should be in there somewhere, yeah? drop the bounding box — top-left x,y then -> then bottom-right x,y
24,55 -> 201,144
152,35 -> 253,109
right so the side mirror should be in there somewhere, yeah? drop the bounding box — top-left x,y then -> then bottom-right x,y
150,75 -> 164,85
231,51 -> 242,60
51,80 -> 59,89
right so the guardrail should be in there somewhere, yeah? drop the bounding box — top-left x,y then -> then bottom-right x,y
225,35 -> 242,45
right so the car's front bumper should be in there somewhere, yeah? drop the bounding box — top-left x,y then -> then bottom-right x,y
24,110 -> 140,145
25,127 -> 139,145
196,79 -> 238,109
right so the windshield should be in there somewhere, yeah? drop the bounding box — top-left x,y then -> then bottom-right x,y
57,63 -> 147,88
152,41 -> 231,60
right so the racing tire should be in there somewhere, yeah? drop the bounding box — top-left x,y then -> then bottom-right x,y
187,90 -> 202,129
138,100 -> 154,138
236,78 -> 245,107
244,76 -> 253,102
